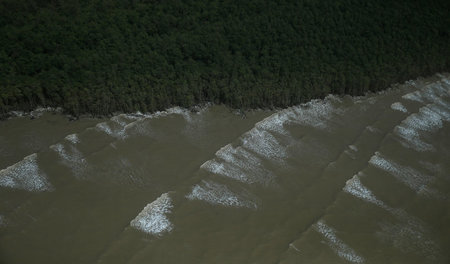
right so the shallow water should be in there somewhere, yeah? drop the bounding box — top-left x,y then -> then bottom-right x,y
1,74 -> 450,264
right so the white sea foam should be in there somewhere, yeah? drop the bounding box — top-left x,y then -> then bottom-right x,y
365,125 -> 380,134
391,102 -> 408,113
200,96 -> 344,185
0,154 -> 52,192
96,122 -> 114,136
217,145 -> 274,184
64,134 -> 80,144
349,145 -> 358,152
241,128 -> 287,160
255,111 -> 291,135
201,144 -> 274,185
369,152 -> 436,196
130,193 -> 173,235
51,143 -> 84,164
8,110 -> 25,117
204,108 -> 293,169
290,98 -> 338,129
377,214 -> 440,261
167,106 -> 192,121
30,107 -> 62,118
7,107 -> 62,119
345,144 -> 358,160
186,180 -> 257,209
402,90 -> 424,103
200,160 -> 254,184
50,143 -> 86,177
98,120 -> 136,139
394,104 -> 449,152
342,173 -> 426,217
394,126 -> 434,152
97,115 -> 141,139
407,107 -> 443,130
289,243 -> 301,252
419,83 -> 448,104
344,150 -> 356,159
419,161 -> 442,174
402,81 -> 449,105
428,103 -> 450,121
344,170 -> 441,260
112,107 -> 196,137
315,220 -> 365,264
343,173 -> 387,209
111,115 -> 129,127
254,95 -> 342,136
367,97 -> 377,105
441,76 -> 450,86
141,107 -> 192,121
405,80 -> 418,87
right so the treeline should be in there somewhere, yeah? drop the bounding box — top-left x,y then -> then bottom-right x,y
1,0 -> 449,117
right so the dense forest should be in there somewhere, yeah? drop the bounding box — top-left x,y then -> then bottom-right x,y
1,0 -> 449,117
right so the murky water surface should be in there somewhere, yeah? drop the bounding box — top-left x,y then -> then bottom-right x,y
1,74 -> 450,264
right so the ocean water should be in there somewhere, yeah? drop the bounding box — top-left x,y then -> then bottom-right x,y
1,74 -> 450,264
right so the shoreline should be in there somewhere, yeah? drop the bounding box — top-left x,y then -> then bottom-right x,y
2,72 -> 448,122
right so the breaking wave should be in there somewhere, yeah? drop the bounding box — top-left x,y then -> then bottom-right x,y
369,152 -> 437,196
96,107 -> 197,139
64,133 -> 80,144
197,95 -> 349,188
402,81 -> 449,105
391,102 -> 408,113
201,144 -> 274,185
394,103 -> 450,152
186,180 -> 257,209
241,128 -> 287,160
377,213 -> 441,261
314,220 -> 365,264
343,172 -> 388,209
344,163 -> 442,261
130,193 -> 174,235
50,143 -> 87,178
0,153 -> 52,191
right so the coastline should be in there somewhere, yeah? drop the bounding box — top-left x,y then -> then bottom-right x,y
2,72 -> 448,122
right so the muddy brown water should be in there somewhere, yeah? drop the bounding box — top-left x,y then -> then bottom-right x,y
1,74 -> 450,264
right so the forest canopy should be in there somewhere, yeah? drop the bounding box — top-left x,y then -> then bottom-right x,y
1,0 -> 449,117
